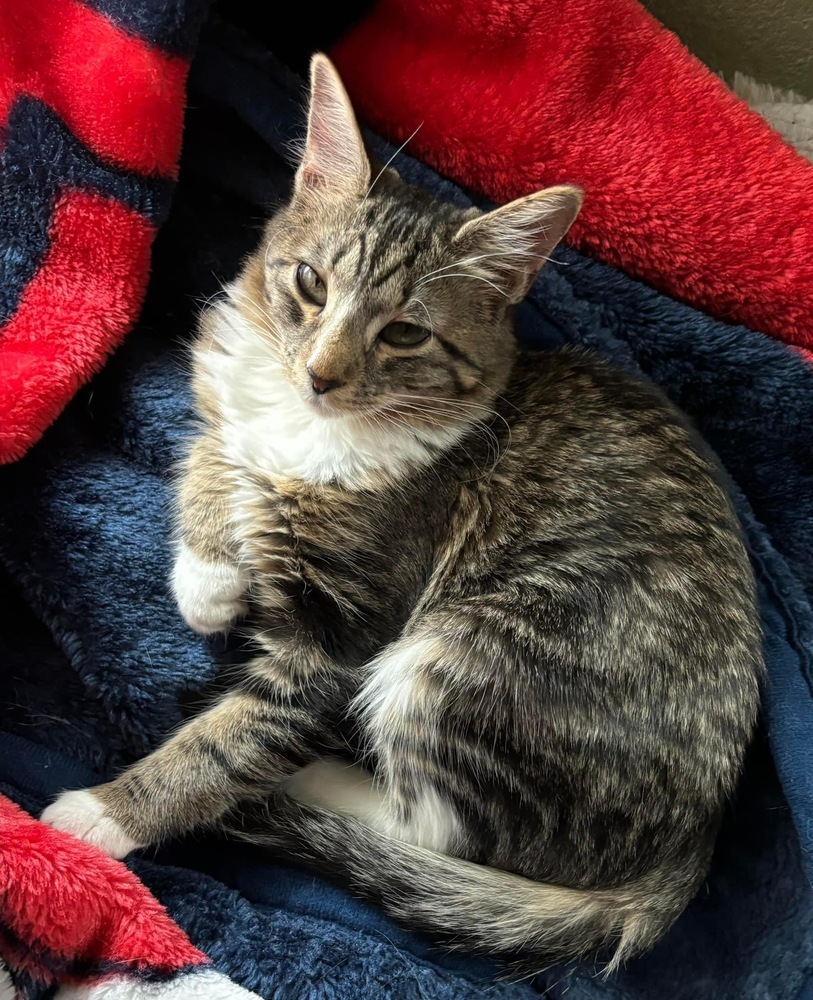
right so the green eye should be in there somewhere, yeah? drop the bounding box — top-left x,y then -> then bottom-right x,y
295,263 -> 327,307
379,322 -> 431,347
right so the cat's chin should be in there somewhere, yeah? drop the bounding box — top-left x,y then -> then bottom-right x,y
305,393 -> 347,419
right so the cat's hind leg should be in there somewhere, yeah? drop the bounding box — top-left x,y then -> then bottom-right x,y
283,632 -> 470,857
283,757 -> 462,856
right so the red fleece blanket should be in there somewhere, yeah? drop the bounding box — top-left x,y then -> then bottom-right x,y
0,797 -> 257,999
332,0 -> 813,354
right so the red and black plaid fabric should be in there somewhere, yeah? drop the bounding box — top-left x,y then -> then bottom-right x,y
0,0 -> 210,463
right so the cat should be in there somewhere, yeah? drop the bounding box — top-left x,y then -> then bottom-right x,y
42,54 -> 763,972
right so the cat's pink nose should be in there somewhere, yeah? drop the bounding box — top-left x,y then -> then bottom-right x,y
307,366 -> 343,395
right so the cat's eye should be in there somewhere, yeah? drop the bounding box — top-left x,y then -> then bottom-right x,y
295,263 -> 327,307
378,322 -> 431,347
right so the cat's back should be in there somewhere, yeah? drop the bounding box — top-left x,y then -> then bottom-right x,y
495,347 -> 745,564
422,349 -> 762,884
504,347 -> 713,481
480,345 -> 762,709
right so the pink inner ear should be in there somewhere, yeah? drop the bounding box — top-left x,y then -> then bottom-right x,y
296,59 -> 371,197
301,165 -> 325,190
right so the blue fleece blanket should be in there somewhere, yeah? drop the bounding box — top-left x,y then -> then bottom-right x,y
1,22 -> 813,1000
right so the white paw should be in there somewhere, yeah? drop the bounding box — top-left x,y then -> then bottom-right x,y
40,789 -> 143,859
171,543 -> 249,635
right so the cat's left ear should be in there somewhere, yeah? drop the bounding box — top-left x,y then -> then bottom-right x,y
454,186 -> 583,304
295,54 -> 371,200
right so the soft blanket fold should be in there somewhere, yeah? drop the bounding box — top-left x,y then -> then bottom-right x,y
1,5 -> 813,1000
0,0 -> 209,463
0,793 -> 259,1000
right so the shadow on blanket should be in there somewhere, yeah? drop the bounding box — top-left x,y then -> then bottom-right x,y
1,21 -> 813,1000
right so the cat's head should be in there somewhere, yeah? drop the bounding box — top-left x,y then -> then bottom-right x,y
234,55 -> 582,429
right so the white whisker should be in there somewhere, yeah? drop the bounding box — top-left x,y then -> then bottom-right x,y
414,245 -> 567,295
363,122 -> 424,203
411,297 -> 435,336
415,273 -> 509,297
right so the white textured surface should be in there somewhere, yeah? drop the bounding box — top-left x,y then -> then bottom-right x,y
56,969 -> 259,1000
0,961 -> 15,1000
730,71 -> 813,162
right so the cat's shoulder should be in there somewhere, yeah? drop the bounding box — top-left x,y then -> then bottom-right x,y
506,346 -> 683,428
497,346 -> 709,483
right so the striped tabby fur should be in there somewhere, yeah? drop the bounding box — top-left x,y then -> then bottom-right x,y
42,55 -> 762,973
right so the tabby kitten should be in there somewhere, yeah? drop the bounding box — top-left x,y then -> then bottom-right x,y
43,55 -> 762,972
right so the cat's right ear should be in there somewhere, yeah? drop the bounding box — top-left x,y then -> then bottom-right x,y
295,55 -> 372,200
454,186 -> 583,304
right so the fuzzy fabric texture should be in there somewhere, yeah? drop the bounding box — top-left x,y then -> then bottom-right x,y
0,0 -> 209,464
0,795 -> 259,1000
332,0 -> 813,353
1,25 -> 813,998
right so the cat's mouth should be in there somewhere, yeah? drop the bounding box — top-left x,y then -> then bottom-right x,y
301,381 -> 384,421
303,385 -> 353,419
302,386 -> 469,434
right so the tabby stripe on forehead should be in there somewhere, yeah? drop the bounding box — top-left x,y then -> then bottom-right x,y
330,243 -> 351,268
433,333 -> 482,372
385,216 -> 411,247
355,232 -> 368,277
370,257 -> 409,288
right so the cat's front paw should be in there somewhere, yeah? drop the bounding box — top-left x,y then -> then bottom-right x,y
40,789 -> 143,858
171,543 -> 249,635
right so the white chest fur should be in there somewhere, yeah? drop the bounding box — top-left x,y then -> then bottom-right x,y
196,296 -> 461,489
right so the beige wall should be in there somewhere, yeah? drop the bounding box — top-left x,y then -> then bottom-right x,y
641,0 -> 813,97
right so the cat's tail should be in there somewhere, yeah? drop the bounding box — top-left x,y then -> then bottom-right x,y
230,791 -> 697,973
